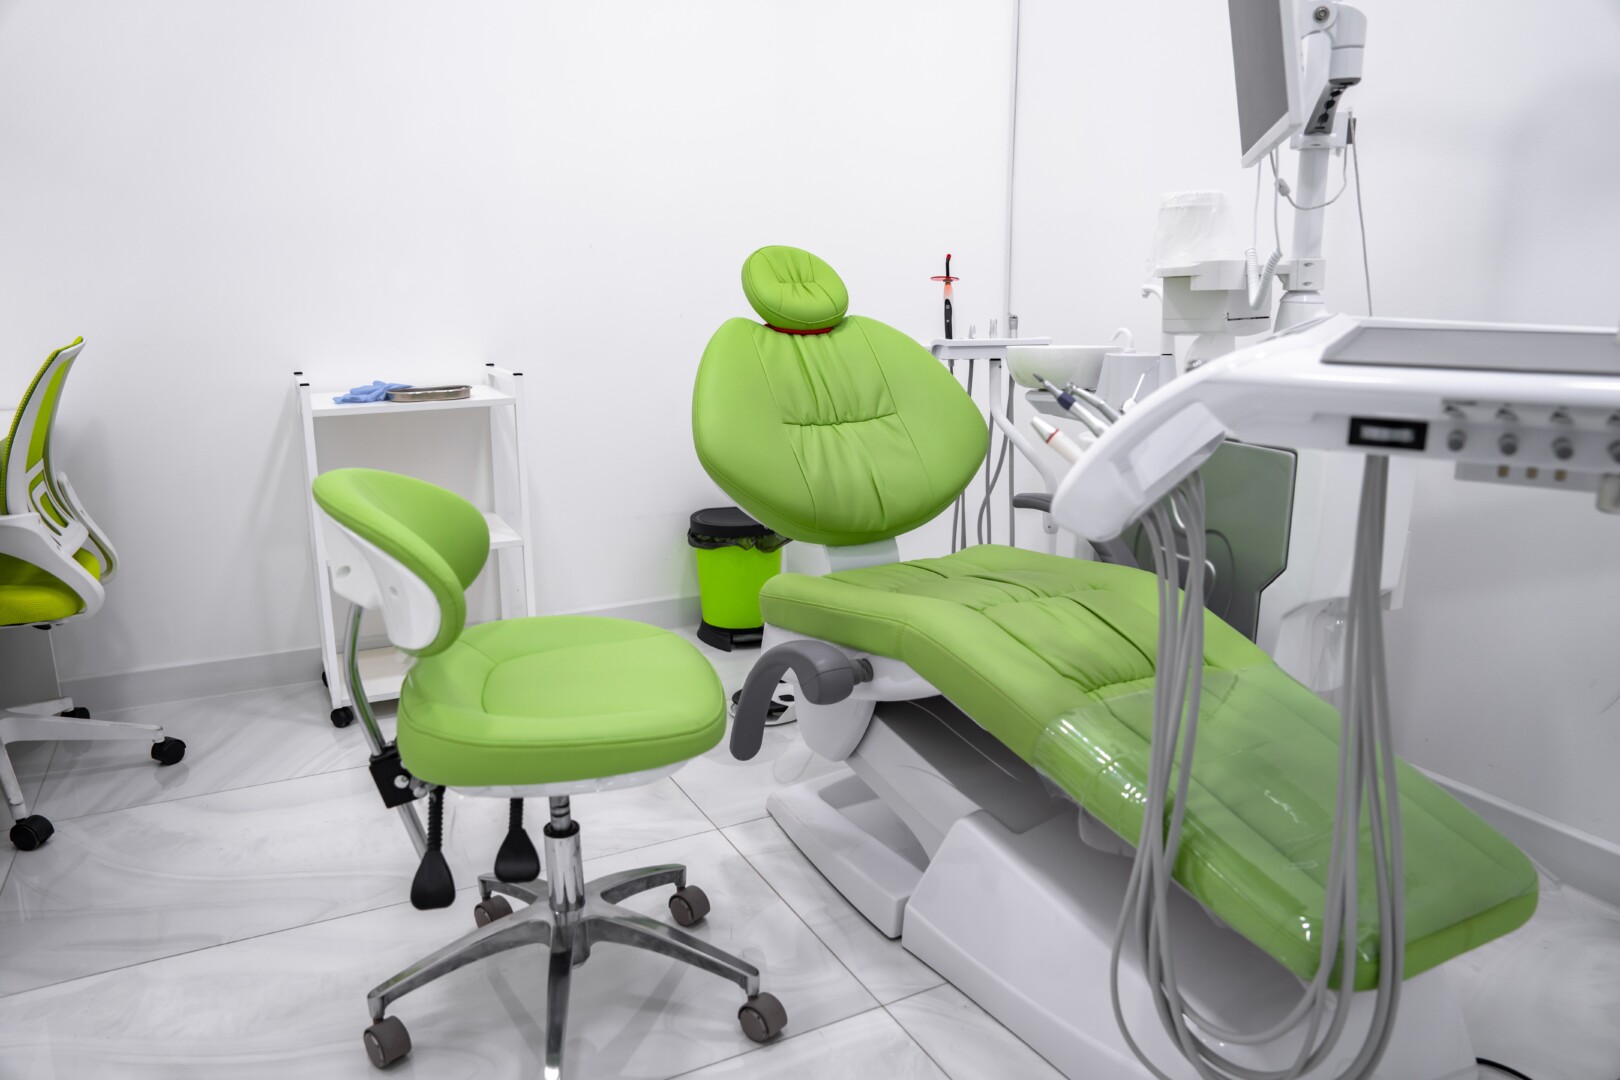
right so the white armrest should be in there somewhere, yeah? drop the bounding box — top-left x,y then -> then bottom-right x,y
0,512 -> 104,618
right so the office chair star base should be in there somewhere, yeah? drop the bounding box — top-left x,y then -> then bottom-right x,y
361,797 -> 786,1074
1,699 -> 185,848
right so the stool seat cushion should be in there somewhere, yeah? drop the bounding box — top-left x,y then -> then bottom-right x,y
398,616 -> 726,788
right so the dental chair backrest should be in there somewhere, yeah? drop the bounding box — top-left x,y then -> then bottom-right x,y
693,246 -> 987,547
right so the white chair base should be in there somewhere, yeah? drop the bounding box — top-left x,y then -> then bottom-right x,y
1,697 -> 183,849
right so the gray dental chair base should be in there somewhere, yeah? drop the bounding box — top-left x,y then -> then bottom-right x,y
362,795 -> 785,1074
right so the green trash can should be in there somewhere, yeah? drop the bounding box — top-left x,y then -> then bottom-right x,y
688,507 -> 788,651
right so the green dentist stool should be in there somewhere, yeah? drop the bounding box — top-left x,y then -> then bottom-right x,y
310,468 -> 785,1075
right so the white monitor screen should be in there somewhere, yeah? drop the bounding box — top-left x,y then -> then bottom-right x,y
1229,0 -> 1293,164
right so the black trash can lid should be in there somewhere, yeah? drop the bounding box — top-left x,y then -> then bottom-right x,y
689,506 -> 772,539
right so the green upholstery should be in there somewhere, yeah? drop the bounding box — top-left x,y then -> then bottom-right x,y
399,616 -> 725,787
694,248 -> 987,546
311,469 -> 489,657
740,246 -> 850,331
312,468 -> 727,788
0,548 -> 100,625
759,545 -> 1539,988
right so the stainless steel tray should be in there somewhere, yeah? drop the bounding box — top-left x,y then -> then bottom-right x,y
386,385 -> 471,402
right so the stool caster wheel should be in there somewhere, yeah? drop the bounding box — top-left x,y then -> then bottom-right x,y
473,895 -> 514,927
362,1015 -> 411,1069
58,706 -> 91,719
739,992 -> 786,1043
669,885 -> 711,927
9,815 -> 53,851
151,737 -> 186,766
331,707 -> 355,728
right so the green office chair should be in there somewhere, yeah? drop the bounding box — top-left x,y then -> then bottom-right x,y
310,468 -> 785,1075
0,338 -> 185,851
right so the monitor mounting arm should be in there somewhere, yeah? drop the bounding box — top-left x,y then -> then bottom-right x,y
1276,1 -> 1367,331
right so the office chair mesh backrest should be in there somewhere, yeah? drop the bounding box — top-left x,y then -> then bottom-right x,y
693,246 -> 987,547
311,468 -> 489,657
2,338 -> 85,529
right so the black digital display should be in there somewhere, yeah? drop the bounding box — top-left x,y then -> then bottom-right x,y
1348,417 -> 1428,451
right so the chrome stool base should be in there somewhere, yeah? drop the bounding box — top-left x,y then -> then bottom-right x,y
361,798 -> 784,1075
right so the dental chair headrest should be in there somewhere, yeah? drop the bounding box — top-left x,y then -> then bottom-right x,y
741,246 -> 849,333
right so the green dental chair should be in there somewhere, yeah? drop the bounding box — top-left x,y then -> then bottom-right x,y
693,247 -> 1538,1076
0,338 -> 185,851
309,467 -> 785,1076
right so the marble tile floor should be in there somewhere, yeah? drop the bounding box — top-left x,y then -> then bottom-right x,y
0,632 -> 1616,1079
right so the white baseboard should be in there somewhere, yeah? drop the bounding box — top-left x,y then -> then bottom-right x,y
1422,767 -> 1620,907
60,594 -> 705,713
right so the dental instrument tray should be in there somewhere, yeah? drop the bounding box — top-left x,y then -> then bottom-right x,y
385,385 -> 471,403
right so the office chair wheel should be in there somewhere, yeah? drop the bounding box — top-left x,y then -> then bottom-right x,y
669,885 -> 711,927
362,1015 -> 411,1069
150,738 -> 186,766
331,707 -> 355,728
473,895 -> 513,927
58,706 -> 91,719
9,814 -> 54,851
738,992 -> 786,1043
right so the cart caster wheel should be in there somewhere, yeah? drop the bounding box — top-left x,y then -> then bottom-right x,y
9,814 -> 54,851
473,895 -> 514,927
669,885 -> 711,927
58,706 -> 91,719
331,707 -> 355,728
739,992 -> 786,1043
362,1015 -> 411,1069
151,737 -> 186,766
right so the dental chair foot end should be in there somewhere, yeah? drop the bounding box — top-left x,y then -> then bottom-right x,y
150,737 -> 186,766
363,1015 -> 411,1069
58,706 -> 91,719
738,992 -> 787,1043
8,814 -> 53,851
472,895 -> 514,927
668,885 -> 710,927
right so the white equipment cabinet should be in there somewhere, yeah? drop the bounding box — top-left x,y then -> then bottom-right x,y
294,365 -> 537,726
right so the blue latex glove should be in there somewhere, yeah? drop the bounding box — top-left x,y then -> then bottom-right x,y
333,381 -> 411,404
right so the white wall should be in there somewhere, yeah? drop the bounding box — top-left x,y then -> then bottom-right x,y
1011,1 -> 1620,845
0,1 -> 1014,682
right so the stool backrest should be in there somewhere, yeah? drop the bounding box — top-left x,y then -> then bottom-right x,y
312,468 -> 489,656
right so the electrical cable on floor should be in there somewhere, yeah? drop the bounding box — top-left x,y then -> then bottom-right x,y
1475,1060 -> 1536,1080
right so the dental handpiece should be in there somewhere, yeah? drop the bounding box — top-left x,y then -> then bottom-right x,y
1030,417 -> 1087,464
1036,376 -> 1112,436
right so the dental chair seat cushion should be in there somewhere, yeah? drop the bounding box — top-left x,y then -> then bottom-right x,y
0,547 -> 100,625
397,615 -> 726,788
760,544 -> 1539,989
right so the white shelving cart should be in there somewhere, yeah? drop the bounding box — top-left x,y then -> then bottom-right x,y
295,365 -> 536,727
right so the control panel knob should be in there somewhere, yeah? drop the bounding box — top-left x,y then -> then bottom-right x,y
1610,440 -> 1620,465
1446,430 -> 1466,452
1552,436 -> 1574,461
1498,432 -> 1519,456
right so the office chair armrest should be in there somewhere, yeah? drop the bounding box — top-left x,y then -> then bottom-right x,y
53,472 -> 118,581
0,512 -> 105,618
